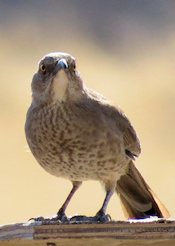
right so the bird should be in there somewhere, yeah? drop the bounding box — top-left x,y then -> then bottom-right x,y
25,52 -> 170,222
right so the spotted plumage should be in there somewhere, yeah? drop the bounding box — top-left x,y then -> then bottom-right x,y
25,52 -> 169,222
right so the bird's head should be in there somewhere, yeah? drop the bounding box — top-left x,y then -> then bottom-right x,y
31,52 -> 83,104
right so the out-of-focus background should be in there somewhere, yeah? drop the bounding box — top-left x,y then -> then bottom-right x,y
0,0 -> 175,224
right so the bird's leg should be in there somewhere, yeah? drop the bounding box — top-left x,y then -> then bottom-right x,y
70,189 -> 114,223
56,181 -> 82,222
29,181 -> 81,224
94,189 -> 114,222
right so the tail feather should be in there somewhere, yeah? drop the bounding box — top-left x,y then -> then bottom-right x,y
116,161 -> 170,219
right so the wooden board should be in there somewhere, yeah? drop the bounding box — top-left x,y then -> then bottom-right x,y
0,219 -> 175,246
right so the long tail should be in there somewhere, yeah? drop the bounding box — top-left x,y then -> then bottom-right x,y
116,161 -> 170,219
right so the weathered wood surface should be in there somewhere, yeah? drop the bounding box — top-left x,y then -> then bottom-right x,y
0,219 -> 175,246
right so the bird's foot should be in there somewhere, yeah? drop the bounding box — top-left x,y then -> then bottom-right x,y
28,216 -> 45,223
29,211 -> 111,224
28,212 -> 69,224
70,212 -> 111,224
94,210 -> 111,223
52,211 -> 69,223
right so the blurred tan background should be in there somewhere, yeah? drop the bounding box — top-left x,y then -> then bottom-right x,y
0,0 -> 175,225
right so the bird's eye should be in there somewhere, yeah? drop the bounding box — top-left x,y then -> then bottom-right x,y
40,64 -> 46,73
73,63 -> 76,70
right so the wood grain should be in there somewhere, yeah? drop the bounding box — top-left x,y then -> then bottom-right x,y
0,219 -> 175,246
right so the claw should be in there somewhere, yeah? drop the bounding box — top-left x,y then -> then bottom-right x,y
28,216 -> 45,222
95,209 -> 112,222
95,213 -> 111,223
28,214 -> 69,224
51,213 -> 69,223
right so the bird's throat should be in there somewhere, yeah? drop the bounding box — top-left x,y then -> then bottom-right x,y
52,70 -> 68,102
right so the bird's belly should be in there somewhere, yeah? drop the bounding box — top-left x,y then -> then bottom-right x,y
26,108 -> 128,181
33,139 -> 128,182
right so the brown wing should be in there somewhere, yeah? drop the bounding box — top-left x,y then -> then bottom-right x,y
82,88 -> 141,159
115,109 -> 141,159
95,96 -> 141,159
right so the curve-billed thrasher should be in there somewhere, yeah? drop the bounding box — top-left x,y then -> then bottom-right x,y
25,52 -> 169,222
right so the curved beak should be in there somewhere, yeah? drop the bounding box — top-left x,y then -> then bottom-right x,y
56,58 -> 68,70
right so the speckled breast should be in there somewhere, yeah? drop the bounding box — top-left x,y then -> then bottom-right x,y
25,103 -> 128,181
